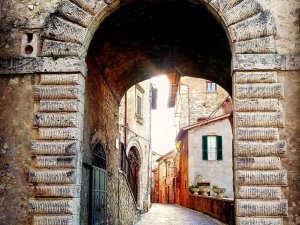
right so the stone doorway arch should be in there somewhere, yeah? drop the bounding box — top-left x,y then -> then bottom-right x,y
28,0 -> 287,224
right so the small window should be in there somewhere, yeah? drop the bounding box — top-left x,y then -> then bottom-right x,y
206,82 -> 217,92
135,85 -> 144,119
202,135 -> 222,160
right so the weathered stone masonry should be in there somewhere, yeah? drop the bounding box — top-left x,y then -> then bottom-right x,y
0,0 -> 299,224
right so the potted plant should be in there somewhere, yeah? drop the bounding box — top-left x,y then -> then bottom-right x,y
212,184 -> 226,198
189,185 -> 200,195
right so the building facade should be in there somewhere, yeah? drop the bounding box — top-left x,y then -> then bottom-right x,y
176,114 -> 234,198
118,80 -> 154,214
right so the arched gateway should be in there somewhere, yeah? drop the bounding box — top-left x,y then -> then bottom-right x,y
0,0 -> 292,224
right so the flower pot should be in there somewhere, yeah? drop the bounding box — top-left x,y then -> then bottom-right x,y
190,187 -> 200,195
212,187 -> 226,197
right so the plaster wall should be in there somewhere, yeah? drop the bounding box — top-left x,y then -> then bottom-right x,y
188,118 -> 234,198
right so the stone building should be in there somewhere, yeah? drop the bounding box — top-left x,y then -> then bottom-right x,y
170,77 -> 231,133
0,0 -> 299,224
118,80 -> 153,214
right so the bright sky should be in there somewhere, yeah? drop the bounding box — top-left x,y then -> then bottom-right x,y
151,75 -> 176,155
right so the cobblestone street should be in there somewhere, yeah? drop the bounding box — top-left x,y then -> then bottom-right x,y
136,204 -> 221,225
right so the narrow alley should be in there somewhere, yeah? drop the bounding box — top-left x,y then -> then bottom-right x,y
136,204 -> 221,225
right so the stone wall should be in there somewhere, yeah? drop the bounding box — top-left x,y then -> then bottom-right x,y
0,75 -> 34,225
175,77 -> 229,130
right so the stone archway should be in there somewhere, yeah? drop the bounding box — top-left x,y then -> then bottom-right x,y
28,0 -> 287,225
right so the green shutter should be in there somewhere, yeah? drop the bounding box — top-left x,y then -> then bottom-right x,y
216,136 -> 223,160
202,136 -> 208,160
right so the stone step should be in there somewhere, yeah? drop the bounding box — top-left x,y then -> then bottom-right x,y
236,186 -> 282,199
236,170 -> 288,186
236,157 -> 282,170
236,199 -> 288,217
234,72 -> 277,84
235,141 -> 286,157
32,185 -> 79,197
235,83 -> 284,99
33,215 -> 78,225
29,199 -> 77,214
235,99 -> 280,112
33,156 -> 76,168
236,217 -> 283,225
236,128 -> 279,141
29,169 -> 76,184
31,141 -> 78,155
235,112 -> 284,127
33,86 -> 83,100
34,113 -> 81,127
37,128 -> 81,140
39,73 -> 84,85
37,100 -> 83,113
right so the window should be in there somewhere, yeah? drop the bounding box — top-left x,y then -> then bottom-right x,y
135,85 -> 144,119
206,82 -> 217,92
202,135 -> 222,160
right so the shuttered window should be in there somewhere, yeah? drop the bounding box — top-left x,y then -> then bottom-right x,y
202,135 -> 222,161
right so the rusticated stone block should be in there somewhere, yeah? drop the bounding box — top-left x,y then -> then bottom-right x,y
236,186 -> 282,199
235,112 -> 284,127
29,169 -> 75,184
34,113 -> 80,127
236,200 -> 288,217
33,156 -> 76,168
42,39 -> 83,57
236,170 -> 288,186
37,128 -> 80,140
235,99 -> 280,112
229,11 -> 276,42
42,15 -> 86,44
223,0 -> 261,25
39,73 -> 84,85
233,54 -> 281,71
29,199 -> 75,214
234,72 -> 277,83
208,0 -> 242,12
234,36 -> 275,54
33,215 -> 77,225
56,0 -> 94,27
235,83 -> 284,99
31,141 -> 78,155
33,86 -> 82,99
33,185 -> 79,197
237,217 -> 283,225
70,0 -> 108,15
236,157 -> 282,170
236,128 -> 279,141
235,141 -> 286,157
37,100 -> 83,113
